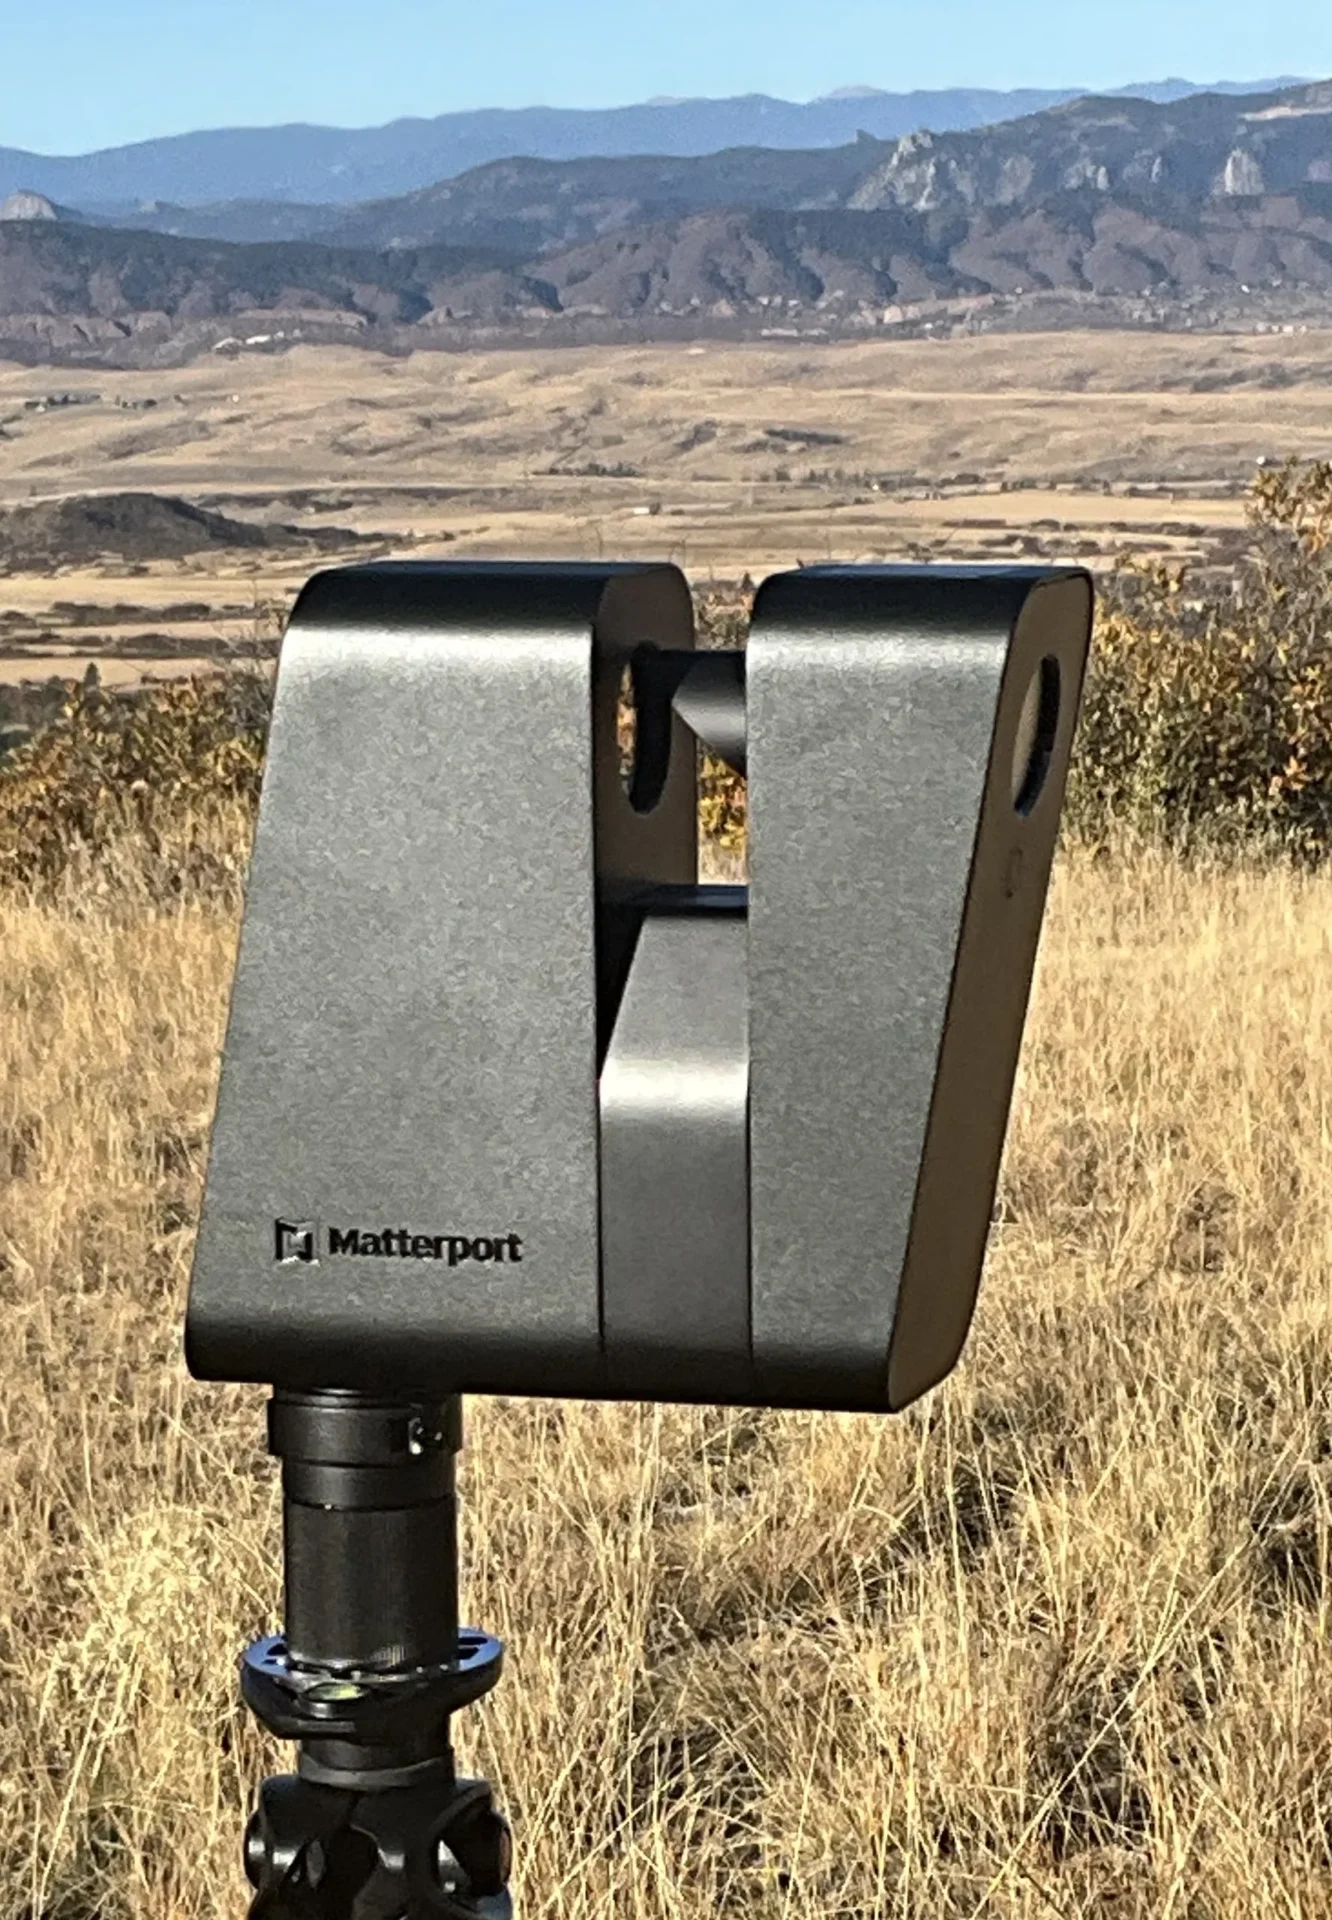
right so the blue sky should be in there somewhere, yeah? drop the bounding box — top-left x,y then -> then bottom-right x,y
5,0 -> 1331,155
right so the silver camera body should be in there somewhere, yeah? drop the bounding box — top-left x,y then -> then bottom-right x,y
187,560 -> 1091,1413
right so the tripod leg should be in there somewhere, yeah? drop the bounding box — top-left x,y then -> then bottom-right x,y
246,1775 -> 512,1920
246,1775 -> 366,1920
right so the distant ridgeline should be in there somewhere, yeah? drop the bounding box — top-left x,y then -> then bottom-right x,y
0,81 -> 1330,360
0,76 -> 1313,208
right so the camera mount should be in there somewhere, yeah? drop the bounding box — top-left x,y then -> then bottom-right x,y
241,1391 -> 510,1920
187,559 -> 1094,1917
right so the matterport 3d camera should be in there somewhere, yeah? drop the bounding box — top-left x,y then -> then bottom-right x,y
184,558 -> 1093,1920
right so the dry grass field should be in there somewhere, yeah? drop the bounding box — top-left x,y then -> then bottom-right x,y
5,327 -> 1332,686
3,329 -> 1332,1918
3,821 -> 1332,1920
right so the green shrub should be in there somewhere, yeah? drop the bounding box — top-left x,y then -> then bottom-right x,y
1063,460 -> 1332,865
0,671 -> 268,895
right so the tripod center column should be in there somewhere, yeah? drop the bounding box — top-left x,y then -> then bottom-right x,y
269,1389 -> 462,1674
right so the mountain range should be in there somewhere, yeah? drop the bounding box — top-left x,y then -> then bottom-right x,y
0,77 -> 1309,212
1,79 -> 1330,365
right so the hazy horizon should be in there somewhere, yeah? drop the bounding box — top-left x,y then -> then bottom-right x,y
1,72 -> 1318,164
4,0 -> 1331,155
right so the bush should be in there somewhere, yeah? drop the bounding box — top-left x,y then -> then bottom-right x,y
696,498 -> 1332,868
1063,460 -> 1332,865
0,671 -> 268,897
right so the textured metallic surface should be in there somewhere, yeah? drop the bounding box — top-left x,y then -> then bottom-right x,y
671,651 -> 747,775
189,557 -> 1091,1415
746,566 -> 1092,1409
600,909 -> 749,1399
187,562 -> 695,1392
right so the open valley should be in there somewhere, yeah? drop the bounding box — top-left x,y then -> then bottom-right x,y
2,326 -> 1330,688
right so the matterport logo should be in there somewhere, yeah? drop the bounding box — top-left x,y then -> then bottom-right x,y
274,1219 -> 523,1269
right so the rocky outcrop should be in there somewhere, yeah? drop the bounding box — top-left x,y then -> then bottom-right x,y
842,83 -> 1331,218
1220,148 -> 1266,194
1,191 -> 62,222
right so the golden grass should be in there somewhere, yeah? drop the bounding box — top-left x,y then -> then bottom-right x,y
3,835 -> 1332,1918
6,335 -> 1332,510
3,331 -> 1326,607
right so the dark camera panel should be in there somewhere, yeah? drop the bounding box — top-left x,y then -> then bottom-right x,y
187,559 -> 1093,1413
